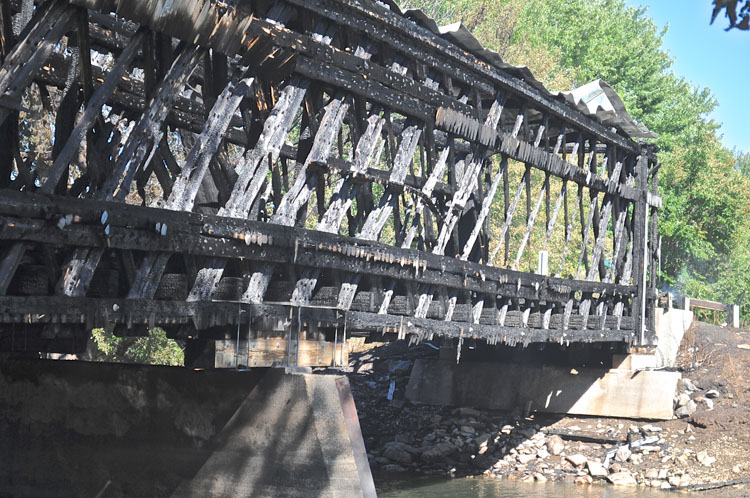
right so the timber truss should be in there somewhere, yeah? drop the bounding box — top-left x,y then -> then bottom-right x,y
0,0 -> 661,355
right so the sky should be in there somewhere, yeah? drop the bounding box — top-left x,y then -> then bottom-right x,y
623,0 -> 749,153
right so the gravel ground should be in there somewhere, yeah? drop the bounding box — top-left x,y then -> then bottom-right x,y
347,322 -> 750,492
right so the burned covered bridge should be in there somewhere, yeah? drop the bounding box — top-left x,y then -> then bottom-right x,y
0,0 -> 661,360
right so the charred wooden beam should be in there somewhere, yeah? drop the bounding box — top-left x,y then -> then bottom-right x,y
0,0 -> 659,348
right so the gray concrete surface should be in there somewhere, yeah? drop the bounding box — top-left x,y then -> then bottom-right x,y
173,368 -> 375,498
406,359 -> 680,420
653,308 -> 693,368
0,360 -> 374,497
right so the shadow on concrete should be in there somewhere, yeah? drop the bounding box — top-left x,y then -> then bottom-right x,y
350,339 -> 628,418
348,340 -> 678,481
404,341 -> 677,420
0,359 -> 371,497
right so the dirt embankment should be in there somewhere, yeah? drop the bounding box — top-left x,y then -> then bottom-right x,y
348,322 -> 750,491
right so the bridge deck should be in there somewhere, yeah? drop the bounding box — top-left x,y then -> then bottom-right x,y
0,0 -> 660,355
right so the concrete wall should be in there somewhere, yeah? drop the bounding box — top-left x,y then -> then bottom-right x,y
653,307 -> 694,368
0,360 -> 374,498
406,359 -> 680,420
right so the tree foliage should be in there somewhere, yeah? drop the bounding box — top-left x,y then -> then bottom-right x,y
89,327 -> 184,366
401,0 -> 575,90
735,150 -> 750,178
402,0 -> 750,322
712,0 -> 750,30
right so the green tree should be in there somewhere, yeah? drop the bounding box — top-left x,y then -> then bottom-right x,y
90,327 -> 184,366
400,0 -> 750,319
401,0 -> 575,90
735,150 -> 750,178
514,0 -> 750,312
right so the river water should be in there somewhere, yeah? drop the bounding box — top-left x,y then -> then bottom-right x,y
374,473 -> 749,498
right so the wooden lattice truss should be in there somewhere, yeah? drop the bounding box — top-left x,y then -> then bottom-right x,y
0,0 -> 661,354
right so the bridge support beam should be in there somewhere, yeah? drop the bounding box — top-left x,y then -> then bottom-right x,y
406,358 -> 680,420
0,360 -> 375,498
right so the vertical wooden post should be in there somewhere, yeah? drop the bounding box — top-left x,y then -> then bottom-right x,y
647,152 -> 660,337
730,304 -> 740,328
631,147 -> 649,345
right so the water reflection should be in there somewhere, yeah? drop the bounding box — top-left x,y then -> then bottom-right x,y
374,473 -> 742,498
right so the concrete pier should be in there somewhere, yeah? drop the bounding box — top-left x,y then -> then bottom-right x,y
406,359 -> 680,420
0,360 -> 375,498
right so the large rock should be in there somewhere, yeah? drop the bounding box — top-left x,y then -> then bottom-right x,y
679,378 -> 699,393
641,424 -> 663,432
670,474 -> 692,487
383,442 -> 415,465
675,400 -> 697,418
475,433 -> 492,454
566,454 -> 587,467
394,433 -> 413,444
421,442 -> 457,461
676,393 -> 691,407
615,445 -> 631,462
574,475 -> 593,485
587,459 -> 608,478
546,435 -> 565,456
696,451 -> 716,467
459,425 -> 475,435
608,471 -> 637,486
453,407 -> 481,417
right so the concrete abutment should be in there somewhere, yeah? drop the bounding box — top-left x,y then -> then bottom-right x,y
0,360 -> 375,498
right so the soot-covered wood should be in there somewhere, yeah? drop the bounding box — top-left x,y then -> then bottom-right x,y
0,0 -> 659,352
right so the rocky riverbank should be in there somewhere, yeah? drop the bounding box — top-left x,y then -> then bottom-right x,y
348,321 -> 750,491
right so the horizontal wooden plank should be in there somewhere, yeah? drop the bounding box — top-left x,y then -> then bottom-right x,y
216,338 -> 348,368
688,298 -> 728,312
345,311 -> 635,344
0,295 -> 634,346
0,295 -> 341,329
0,191 -> 638,301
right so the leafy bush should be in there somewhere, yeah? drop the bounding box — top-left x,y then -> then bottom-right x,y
89,327 -> 184,366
